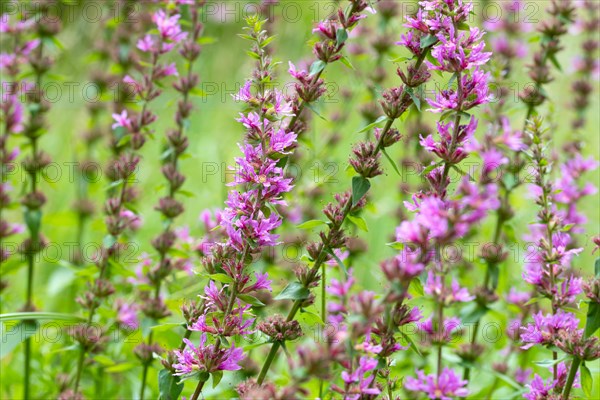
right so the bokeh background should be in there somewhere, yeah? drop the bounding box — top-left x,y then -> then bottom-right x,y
1,0 -> 599,398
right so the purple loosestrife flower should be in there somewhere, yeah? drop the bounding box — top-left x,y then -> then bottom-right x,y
420,117 -> 477,163
554,155 -> 598,231
405,368 -> 468,399
424,271 -> 474,304
426,69 -> 491,113
524,362 -> 579,400
520,310 -> 581,349
515,367 -> 532,385
115,300 -> 139,330
190,304 -> 254,337
338,356 -> 381,399
173,337 -> 244,376
418,316 -> 462,344
427,26 -> 491,72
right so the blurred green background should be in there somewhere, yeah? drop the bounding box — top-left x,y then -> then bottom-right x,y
1,0 -> 599,398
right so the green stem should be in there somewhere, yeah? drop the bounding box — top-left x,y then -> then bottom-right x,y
139,360 -> 149,400
179,329 -> 192,351
562,358 -> 581,399
73,346 -> 85,395
484,377 -> 499,400
24,338 -> 31,400
190,379 -> 205,400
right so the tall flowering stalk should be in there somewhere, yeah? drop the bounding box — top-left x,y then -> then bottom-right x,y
519,117 -> 600,399
166,16 -> 293,400
135,2 -> 205,398
9,5 -> 61,399
519,0 -> 575,122
69,4 -> 183,396
0,11 -> 37,292
570,1 -> 599,132
254,0 -> 440,388
382,0 -> 497,397
70,0 -> 144,266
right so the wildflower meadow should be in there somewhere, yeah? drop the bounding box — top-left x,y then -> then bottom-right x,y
1,0 -> 599,399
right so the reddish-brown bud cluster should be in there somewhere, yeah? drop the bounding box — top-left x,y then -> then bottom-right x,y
349,141 -> 383,178
257,315 -> 304,342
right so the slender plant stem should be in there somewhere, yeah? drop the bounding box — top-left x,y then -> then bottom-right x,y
562,357 -> 581,399
484,377 -> 499,400
139,360 -> 149,400
23,38 -> 46,399
190,380 -> 205,400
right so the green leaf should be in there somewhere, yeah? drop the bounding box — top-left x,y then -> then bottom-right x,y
339,55 -> 355,70
208,273 -> 234,284
336,28 -> 348,47
524,296 -> 544,306
242,341 -> 269,351
93,355 -> 116,366
0,320 -> 38,358
0,312 -> 85,322
297,309 -> 325,327
237,294 -> 265,307
548,53 -> 562,71
189,87 -> 206,98
178,190 -> 195,198
296,220 -> 328,230
105,362 -> 136,373
158,369 -> 183,400
460,303 -> 489,324
274,282 -> 310,301
422,161 -> 443,176
490,370 -> 521,390
197,36 -> 217,45
534,357 -> 566,368
409,277 -> 424,297
581,362 -> 592,398
103,234 -> 117,249
399,331 -> 422,356
357,115 -> 388,134
347,214 -> 368,232
381,148 -> 401,177
116,134 -> 131,148
212,370 -> 223,389
489,263 -> 500,290
456,21 -> 470,31
405,87 -> 421,111
246,50 -> 261,60
386,241 -> 405,250
104,179 -> 123,191
351,176 -> 371,206
304,102 -> 327,121
309,60 -> 326,76
595,258 -> 600,277
324,247 -> 348,277
420,34 -> 437,49
584,302 -> 600,338
24,209 -> 42,238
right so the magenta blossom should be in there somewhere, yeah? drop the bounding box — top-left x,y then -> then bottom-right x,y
520,310 -> 581,349
115,300 -> 139,330
173,336 -> 244,376
405,368 -> 468,400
